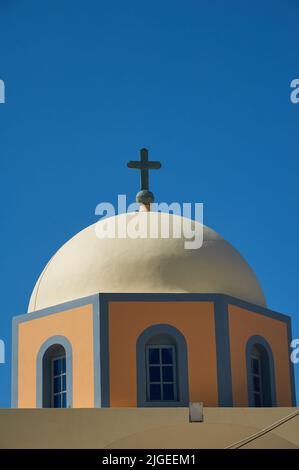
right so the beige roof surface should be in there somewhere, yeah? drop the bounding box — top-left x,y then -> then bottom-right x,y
0,407 -> 298,449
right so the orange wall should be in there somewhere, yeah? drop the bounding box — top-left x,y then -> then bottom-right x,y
108,301 -> 218,407
229,305 -> 292,406
18,304 -> 95,408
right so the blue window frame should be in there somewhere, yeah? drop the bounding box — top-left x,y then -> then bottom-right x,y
52,356 -> 67,408
146,345 -> 177,402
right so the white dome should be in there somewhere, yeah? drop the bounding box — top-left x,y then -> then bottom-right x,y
28,212 -> 266,312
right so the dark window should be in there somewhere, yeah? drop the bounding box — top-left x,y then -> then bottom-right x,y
42,344 -> 68,408
250,344 -> 273,407
52,356 -> 67,408
146,345 -> 177,402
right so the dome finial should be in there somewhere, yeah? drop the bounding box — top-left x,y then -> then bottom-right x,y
127,148 -> 161,211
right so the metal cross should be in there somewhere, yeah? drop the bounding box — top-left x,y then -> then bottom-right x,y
127,148 -> 161,191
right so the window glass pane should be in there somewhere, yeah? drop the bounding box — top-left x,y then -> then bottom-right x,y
252,358 -> 260,375
62,393 -> 67,408
53,359 -> 61,376
62,374 -> 66,392
162,366 -> 173,382
149,366 -> 160,382
54,377 -> 61,393
149,384 -> 161,400
161,348 -> 173,364
54,394 -> 61,408
62,357 -> 66,374
163,384 -> 174,400
148,348 -> 160,365
147,344 -> 177,402
253,376 -> 260,392
254,393 -> 261,407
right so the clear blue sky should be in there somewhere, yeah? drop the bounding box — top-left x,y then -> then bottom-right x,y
0,0 -> 298,407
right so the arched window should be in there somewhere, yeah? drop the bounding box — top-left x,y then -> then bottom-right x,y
43,344 -> 67,408
36,336 -> 72,408
246,336 -> 276,407
136,324 -> 189,407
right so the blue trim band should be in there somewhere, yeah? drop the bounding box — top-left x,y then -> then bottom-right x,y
286,320 -> 296,406
93,295 -> 101,407
214,298 -> 233,406
11,316 -> 19,408
99,296 -> 110,407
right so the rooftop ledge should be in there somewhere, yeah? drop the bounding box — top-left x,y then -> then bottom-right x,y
0,407 -> 298,449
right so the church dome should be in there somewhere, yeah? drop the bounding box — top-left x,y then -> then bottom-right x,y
28,212 -> 266,312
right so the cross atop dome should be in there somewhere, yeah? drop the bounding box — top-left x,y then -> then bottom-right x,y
127,148 -> 161,210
